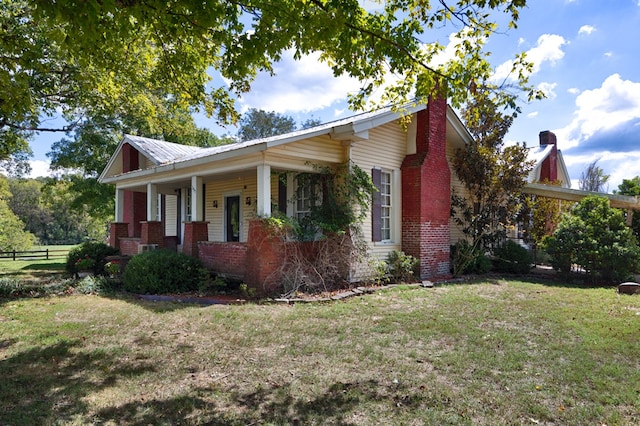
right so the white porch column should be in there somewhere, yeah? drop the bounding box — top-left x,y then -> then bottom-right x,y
146,183 -> 158,221
115,188 -> 125,222
191,176 -> 204,221
257,164 -> 271,216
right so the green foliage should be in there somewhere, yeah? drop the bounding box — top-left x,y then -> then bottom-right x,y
3,1 -> 539,160
0,175 -> 37,251
294,162 -> 376,237
492,240 -> 532,274
451,94 -> 533,251
451,240 -> 492,276
386,250 -> 419,283
122,249 -> 209,295
544,195 -> 640,283
237,109 -> 297,141
614,176 -> 640,240
66,242 -> 119,276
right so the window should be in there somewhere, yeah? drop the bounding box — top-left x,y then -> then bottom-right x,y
372,168 -> 393,242
295,176 -> 319,220
380,171 -> 392,241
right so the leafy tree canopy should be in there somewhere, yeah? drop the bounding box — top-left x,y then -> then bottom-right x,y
2,0 -> 540,160
451,92 -> 533,252
614,176 -> 640,240
0,175 -> 37,251
237,109 -> 297,141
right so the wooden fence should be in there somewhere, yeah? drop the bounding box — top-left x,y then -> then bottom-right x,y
0,249 -> 70,261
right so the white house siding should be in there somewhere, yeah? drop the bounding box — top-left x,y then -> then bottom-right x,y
204,176 -> 257,242
350,120 -> 407,278
269,136 -> 345,165
164,194 -> 178,237
446,142 -> 468,245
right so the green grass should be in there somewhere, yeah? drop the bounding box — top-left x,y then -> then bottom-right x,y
1,278 -> 639,425
0,245 -> 75,278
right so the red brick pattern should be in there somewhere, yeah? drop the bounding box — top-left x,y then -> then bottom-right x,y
245,220 -> 285,295
119,238 -> 141,256
109,223 -> 129,250
401,97 -> 452,280
183,222 -> 209,257
140,221 -> 165,247
198,242 -> 248,277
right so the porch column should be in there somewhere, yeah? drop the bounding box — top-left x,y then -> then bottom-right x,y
146,183 -> 158,221
191,176 -> 204,222
257,164 -> 271,216
115,188 -> 125,222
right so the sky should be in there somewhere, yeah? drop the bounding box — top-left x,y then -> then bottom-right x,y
27,0 -> 640,192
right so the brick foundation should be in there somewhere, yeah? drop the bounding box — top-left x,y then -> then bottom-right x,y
109,223 -> 129,250
119,238 -> 141,256
401,96 -> 451,280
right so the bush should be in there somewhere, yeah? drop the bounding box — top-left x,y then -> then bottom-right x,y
492,240 -> 532,274
544,195 -> 640,283
451,240 -> 491,276
122,249 -> 209,294
386,250 -> 419,282
66,241 -> 119,276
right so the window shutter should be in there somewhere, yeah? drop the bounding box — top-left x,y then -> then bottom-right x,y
371,168 -> 382,242
278,179 -> 287,214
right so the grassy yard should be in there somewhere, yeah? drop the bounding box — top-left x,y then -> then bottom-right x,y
0,245 -> 75,278
1,279 -> 639,425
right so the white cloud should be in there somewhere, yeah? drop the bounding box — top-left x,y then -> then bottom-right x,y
493,34 -> 567,82
578,25 -> 596,36
555,74 -> 640,149
29,160 -> 52,178
237,51 -> 360,114
604,51 -> 613,58
527,111 -> 539,118
538,82 -> 558,99
567,87 -> 580,95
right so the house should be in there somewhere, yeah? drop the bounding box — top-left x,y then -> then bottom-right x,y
100,97 -> 475,292
527,130 -> 571,187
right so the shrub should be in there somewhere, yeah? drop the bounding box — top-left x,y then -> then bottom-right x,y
386,250 -> 419,283
492,240 -> 532,274
544,195 -> 640,283
451,240 -> 491,276
122,249 -> 209,294
66,241 -> 119,276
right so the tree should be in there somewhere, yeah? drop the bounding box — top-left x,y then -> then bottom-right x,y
614,176 -> 640,240
579,159 -> 610,192
0,175 -> 36,251
48,101 -> 233,222
544,195 -> 640,283
451,94 -> 533,255
237,109 -> 297,141
2,0 -> 541,159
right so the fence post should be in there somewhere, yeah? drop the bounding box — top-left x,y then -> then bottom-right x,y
46,249 -> 49,260
13,250 -> 16,261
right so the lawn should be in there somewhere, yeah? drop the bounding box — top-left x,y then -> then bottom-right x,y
1,279 -> 639,425
0,245 -> 74,278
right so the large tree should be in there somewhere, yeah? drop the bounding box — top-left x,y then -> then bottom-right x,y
451,94 -> 533,254
614,176 -> 640,240
0,175 -> 36,251
1,0 -> 540,160
237,109 -> 297,141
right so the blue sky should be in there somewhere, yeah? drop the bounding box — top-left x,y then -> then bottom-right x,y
29,0 -> 640,192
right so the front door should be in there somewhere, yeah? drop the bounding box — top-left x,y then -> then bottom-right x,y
225,195 -> 240,242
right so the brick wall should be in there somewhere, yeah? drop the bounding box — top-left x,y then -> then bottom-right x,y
245,220 -> 286,295
140,221 -> 164,248
198,242 -> 248,278
119,238 -> 141,256
539,131 -> 558,182
109,223 -> 129,250
401,97 -> 451,280
183,222 -> 209,257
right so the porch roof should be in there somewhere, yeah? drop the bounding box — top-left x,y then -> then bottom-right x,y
99,103 -> 471,186
524,183 -> 640,210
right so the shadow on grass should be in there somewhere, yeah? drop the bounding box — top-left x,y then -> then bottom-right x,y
93,379 -> 448,425
0,341 -> 156,425
20,262 -> 66,272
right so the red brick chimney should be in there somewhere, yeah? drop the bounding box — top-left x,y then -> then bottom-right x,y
539,130 -> 558,182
